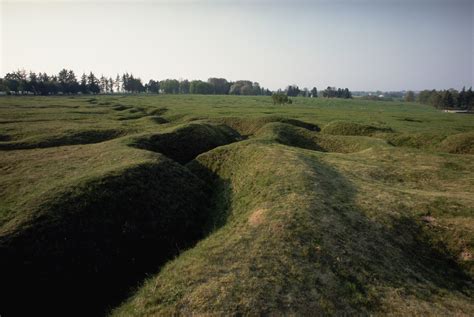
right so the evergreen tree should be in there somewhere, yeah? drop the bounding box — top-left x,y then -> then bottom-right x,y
108,77 -> 114,93
115,74 -> 121,93
441,90 -> 454,108
343,88 -> 352,99
80,73 -> 88,94
457,87 -> 466,109
99,75 -> 107,93
87,72 -> 100,94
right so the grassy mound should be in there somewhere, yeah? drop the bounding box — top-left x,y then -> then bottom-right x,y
0,128 -> 124,150
322,120 -> 393,136
115,108 -> 149,120
211,116 -> 320,136
135,115 -> 169,125
437,132 -> 474,154
147,107 -> 168,116
112,141 -> 473,316
385,131 -> 474,154
128,122 -> 241,164
0,142 -> 211,316
385,132 -> 447,150
255,122 -> 391,153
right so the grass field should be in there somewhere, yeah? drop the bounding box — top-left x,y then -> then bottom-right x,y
0,94 -> 473,316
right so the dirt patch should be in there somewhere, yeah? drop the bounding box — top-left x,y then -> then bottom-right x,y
248,208 -> 267,226
460,249 -> 472,261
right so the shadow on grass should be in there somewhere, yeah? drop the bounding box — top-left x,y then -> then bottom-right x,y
295,153 -> 472,313
0,129 -> 124,150
0,161 -> 213,316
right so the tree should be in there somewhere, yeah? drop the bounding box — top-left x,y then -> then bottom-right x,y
405,90 -> 415,102
99,75 -> 107,93
67,70 -> 79,94
286,85 -> 300,97
49,75 -> 60,95
122,73 -> 129,92
160,79 -> 180,94
441,90 -> 454,108
108,77 -> 114,93
457,87 -> 467,109
466,87 -> 474,111
343,88 -> 352,99
146,80 -> 160,94
298,87 -> 309,97
208,78 -> 229,94
36,73 -> 48,95
4,71 -> 24,94
229,80 -> 254,95
87,72 -> 100,94
252,82 -> 262,95
58,69 -> 69,93
190,80 -> 213,94
80,73 -> 88,94
115,74 -> 121,93
240,83 -> 254,95
429,91 -> 443,108
56,69 -> 78,94
0,79 -> 10,94
322,86 -> 335,98
124,74 -> 144,93
27,72 -> 39,95
179,80 -> 190,94
417,90 -> 432,104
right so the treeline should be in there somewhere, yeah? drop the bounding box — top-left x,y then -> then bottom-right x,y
281,85 -> 352,99
406,88 -> 474,110
155,78 -> 271,95
0,69 -> 355,100
0,69 -> 272,96
320,86 -> 352,99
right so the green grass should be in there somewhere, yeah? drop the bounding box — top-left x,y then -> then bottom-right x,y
0,94 -> 473,316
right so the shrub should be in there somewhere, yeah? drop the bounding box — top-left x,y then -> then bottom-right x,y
272,93 -> 292,105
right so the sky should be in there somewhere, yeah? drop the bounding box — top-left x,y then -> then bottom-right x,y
1,0 -> 473,91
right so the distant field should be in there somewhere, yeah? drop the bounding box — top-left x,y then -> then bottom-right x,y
0,95 -> 473,316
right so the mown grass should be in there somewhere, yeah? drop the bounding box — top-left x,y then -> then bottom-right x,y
0,94 -> 473,316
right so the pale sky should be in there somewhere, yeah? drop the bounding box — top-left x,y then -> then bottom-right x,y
1,0 -> 473,91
